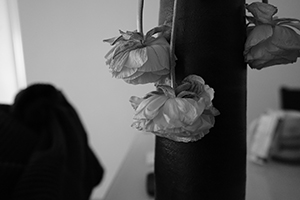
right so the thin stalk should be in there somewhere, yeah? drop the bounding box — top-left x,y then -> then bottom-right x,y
169,0 -> 178,89
137,0 -> 144,35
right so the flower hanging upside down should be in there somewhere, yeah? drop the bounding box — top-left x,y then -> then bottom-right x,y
129,75 -> 219,142
244,2 -> 300,69
104,25 -> 171,84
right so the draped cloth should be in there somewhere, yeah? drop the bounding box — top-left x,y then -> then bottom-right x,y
155,0 -> 247,199
0,84 -> 104,200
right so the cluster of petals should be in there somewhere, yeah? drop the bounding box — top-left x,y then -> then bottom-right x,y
104,25 -> 171,84
244,2 -> 300,69
129,75 -> 219,142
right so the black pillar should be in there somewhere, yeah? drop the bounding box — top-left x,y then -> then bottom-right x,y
155,0 -> 247,199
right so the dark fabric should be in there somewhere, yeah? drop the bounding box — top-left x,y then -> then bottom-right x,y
281,87 -> 300,111
155,0 -> 247,200
0,84 -> 104,200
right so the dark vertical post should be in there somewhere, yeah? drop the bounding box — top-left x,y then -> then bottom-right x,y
155,0 -> 247,200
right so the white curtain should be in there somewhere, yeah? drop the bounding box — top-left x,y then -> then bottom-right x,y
0,0 -> 26,104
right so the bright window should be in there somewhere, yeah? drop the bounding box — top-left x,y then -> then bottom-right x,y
0,0 -> 26,104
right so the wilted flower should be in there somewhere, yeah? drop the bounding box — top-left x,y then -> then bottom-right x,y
104,25 -> 171,84
129,75 -> 219,142
244,2 -> 300,69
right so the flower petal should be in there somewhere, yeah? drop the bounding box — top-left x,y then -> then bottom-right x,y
103,35 -> 123,45
145,25 -> 171,40
176,76 -> 203,96
182,98 -> 206,123
125,47 -> 148,69
156,85 -> 176,98
142,95 -> 168,119
271,26 -> 300,49
131,119 -> 148,131
162,98 -> 183,123
250,49 -> 299,69
110,54 -> 130,72
134,95 -> 168,120
245,38 -> 276,66
124,72 -> 168,85
245,25 -> 273,52
276,18 -> 300,31
129,96 -> 144,110
246,2 -> 277,24
162,98 -> 204,126
138,38 -> 170,72
111,66 -> 137,79
175,75 -> 215,106
111,41 -> 141,60
247,44 -> 299,69
146,111 -> 170,132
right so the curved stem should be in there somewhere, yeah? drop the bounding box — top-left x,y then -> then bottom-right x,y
137,0 -> 144,35
169,0 -> 178,89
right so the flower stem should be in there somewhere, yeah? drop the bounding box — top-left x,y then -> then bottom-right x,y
137,0 -> 144,35
169,0 -> 178,89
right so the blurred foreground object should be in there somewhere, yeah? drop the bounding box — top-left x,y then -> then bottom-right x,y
0,84 -> 104,200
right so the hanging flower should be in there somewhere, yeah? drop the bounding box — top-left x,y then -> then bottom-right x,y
104,25 -> 171,84
244,2 -> 300,69
129,75 -> 219,142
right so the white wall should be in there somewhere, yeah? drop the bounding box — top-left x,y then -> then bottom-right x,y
247,0 -> 300,125
17,0 -> 159,199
